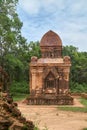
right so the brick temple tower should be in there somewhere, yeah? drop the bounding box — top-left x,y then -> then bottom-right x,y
28,30 -> 73,105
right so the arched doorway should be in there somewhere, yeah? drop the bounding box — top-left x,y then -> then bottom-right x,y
44,71 -> 59,94
44,71 -> 55,89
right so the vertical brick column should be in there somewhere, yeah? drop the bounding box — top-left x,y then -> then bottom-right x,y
31,70 -> 36,90
38,68 -> 43,89
63,68 -> 70,92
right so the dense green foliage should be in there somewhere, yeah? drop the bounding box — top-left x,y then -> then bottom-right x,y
80,98 -> 87,107
63,46 -> 87,92
10,81 -> 29,94
0,0 -> 29,82
0,0 -> 29,97
58,98 -> 87,113
0,0 -> 87,96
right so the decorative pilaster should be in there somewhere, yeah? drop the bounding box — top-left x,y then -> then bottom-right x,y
38,68 -> 43,89
31,70 -> 36,90
63,68 -> 70,93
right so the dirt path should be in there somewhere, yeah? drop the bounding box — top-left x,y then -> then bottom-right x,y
18,98 -> 87,130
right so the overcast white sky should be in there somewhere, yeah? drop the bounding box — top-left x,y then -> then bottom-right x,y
17,0 -> 87,52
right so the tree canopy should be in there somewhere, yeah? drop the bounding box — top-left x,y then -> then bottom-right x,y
0,0 -> 28,82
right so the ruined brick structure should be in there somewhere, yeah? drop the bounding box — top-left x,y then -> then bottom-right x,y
28,30 -> 73,105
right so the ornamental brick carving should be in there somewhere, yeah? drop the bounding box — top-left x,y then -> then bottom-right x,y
31,56 -> 38,63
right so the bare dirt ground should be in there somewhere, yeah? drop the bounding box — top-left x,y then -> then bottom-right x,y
18,98 -> 87,130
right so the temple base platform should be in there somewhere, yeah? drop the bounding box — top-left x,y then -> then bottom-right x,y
26,94 -> 73,105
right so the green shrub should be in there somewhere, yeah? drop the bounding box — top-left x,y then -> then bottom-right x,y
9,81 -> 29,101
70,81 -> 87,93
34,126 -> 39,130
80,98 -> 87,107
22,125 -> 28,130
10,81 -> 29,95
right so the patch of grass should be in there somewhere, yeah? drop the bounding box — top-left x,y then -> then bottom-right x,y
80,98 -> 87,107
58,98 -> 87,113
42,126 -> 48,130
34,126 -> 48,130
12,93 -> 29,101
34,126 -> 39,130
22,124 -> 29,130
34,124 -> 48,130
82,128 -> 87,130
58,106 -> 87,113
